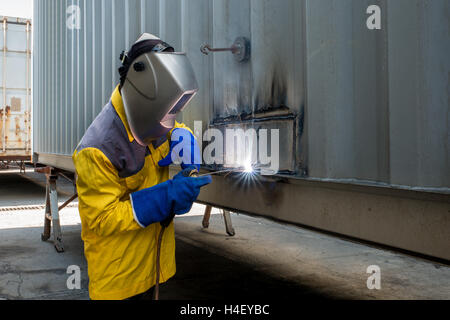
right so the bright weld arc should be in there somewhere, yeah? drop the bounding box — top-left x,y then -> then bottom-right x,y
197,163 -> 259,178
243,159 -> 254,173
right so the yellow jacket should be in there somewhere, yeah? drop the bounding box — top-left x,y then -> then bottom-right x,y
73,86 -> 190,300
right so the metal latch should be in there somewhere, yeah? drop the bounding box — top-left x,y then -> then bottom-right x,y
200,37 -> 251,62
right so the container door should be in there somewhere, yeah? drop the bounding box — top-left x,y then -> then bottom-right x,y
0,18 -> 31,157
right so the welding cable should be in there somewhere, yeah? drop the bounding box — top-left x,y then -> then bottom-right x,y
153,167 -> 201,300
153,225 -> 166,300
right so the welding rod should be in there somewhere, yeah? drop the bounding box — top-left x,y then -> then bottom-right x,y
196,170 -> 237,177
196,168 -> 256,177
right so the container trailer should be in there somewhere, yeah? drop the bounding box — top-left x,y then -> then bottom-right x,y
32,0 -> 449,260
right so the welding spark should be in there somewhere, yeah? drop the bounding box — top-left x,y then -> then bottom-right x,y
197,163 -> 258,178
197,164 -> 262,188
243,160 -> 254,173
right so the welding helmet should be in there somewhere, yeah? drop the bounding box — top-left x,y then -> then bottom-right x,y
119,33 -> 199,146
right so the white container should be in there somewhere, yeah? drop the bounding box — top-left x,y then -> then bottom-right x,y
0,16 -> 32,161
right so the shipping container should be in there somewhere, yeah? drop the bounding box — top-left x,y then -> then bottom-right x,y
0,16 -> 32,163
32,0 -> 450,260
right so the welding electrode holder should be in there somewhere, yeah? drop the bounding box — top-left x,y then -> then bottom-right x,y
160,168 -> 199,227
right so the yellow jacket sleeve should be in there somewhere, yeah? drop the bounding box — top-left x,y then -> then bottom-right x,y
74,148 -> 141,237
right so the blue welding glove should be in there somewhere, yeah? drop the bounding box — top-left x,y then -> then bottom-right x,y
130,167 -> 212,228
158,128 -> 201,171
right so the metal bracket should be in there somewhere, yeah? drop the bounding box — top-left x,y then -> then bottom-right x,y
37,166 -> 78,253
40,170 -> 64,252
202,205 -> 236,237
200,37 -> 251,63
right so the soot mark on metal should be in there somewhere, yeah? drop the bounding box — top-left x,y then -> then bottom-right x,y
254,66 -> 288,113
213,67 -> 290,124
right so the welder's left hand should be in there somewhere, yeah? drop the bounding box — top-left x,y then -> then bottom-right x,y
158,128 -> 201,171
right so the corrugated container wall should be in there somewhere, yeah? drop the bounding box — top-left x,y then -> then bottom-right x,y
33,0 -> 449,191
0,16 -> 32,160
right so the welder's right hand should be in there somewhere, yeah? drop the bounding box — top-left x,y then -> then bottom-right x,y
171,166 -> 212,214
130,170 -> 212,228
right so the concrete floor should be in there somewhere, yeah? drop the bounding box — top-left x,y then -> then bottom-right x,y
0,169 -> 449,300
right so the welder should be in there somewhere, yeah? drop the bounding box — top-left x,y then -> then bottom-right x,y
72,33 -> 211,300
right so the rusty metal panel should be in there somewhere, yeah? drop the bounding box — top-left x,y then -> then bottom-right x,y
0,16 -> 31,160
